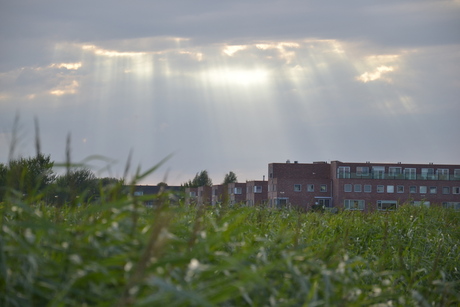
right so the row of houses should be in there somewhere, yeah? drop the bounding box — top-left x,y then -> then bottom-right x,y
185,160 -> 460,212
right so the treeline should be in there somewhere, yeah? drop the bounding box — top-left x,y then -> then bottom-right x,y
0,154 -> 123,205
182,170 -> 237,188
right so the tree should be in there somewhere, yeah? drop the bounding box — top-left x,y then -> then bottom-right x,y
51,168 -> 98,205
223,171 -> 237,184
2,154 -> 55,200
182,170 -> 213,187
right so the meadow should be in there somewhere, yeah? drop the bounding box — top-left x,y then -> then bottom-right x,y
2,188 -> 460,307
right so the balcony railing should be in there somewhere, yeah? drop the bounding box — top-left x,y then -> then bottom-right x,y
337,173 -> 460,181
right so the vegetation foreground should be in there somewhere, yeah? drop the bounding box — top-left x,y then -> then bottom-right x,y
1,193 -> 460,306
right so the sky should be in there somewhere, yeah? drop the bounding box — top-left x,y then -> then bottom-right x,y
1,0 -> 460,185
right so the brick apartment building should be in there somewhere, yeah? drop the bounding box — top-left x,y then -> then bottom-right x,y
268,160 -> 460,211
246,180 -> 268,206
184,160 -> 460,211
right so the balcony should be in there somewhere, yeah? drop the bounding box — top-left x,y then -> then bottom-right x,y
337,173 -> 460,181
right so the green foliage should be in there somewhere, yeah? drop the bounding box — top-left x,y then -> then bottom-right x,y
183,170 -> 213,188
0,154 -> 55,201
223,171 -> 237,184
2,198 -> 459,306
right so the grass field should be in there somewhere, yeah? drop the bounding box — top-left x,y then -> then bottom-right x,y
2,191 -> 460,306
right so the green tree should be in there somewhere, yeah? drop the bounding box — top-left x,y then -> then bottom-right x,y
2,154 -> 55,201
223,171 -> 237,184
51,168 -> 98,205
183,170 -> 213,187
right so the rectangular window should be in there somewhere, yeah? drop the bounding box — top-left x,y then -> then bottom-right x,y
397,185 -> 404,193
410,186 -> 417,193
294,184 -> 301,192
189,191 -> 196,197
442,187 -> 450,194
354,184 -> 362,192
411,201 -> 430,207
337,166 -> 351,178
364,185 -> 372,193
254,186 -> 262,193
454,169 -> 460,179
344,184 -> 352,192
421,168 -> 434,180
356,167 -> 369,176
377,185 -> 384,193
234,187 -> 242,194
430,186 -> 437,194
307,184 -> 314,192
344,199 -> 365,210
453,187 -> 460,194
378,200 -> 398,211
372,166 -> 385,179
389,167 -> 402,178
134,191 -> 144,196
404,168 -> 416,180
320,184 -> 327,192
387,185 -> 394,193
443,202 -> 460,210
419,186 -> 427,194
437,169 -> 449,180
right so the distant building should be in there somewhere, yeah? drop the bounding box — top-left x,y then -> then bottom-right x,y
130,185 -> 182,207
268,161 -> 460,211
246,180 -> 268,206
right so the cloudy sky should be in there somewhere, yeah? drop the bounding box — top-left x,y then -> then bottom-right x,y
1,0 -> 459,185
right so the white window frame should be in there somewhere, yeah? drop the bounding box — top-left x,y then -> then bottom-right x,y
377,185 -> 384,193
320,184 -> 327,192
378,200 -> 398,211
397,185 -> 404,193
337,166 -> 351,178
294,184 -> 301,192
254,186 -> 262,193
307,184 -> 314,192
364,185 -> 372,193
409,186 -> 417,193
453,187 -> 460,194
404,168 -> 416,180
429,186 -> 437,194
234,187 -> 242,194
372,166 -> 385,179
344,184 -> 352,192
354,184 -> 362,192
344,199 -> 365,210
419,186 -> 427,194
387,185 -> 394,193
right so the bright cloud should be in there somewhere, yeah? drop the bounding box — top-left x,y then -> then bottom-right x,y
357,65 -> 395,83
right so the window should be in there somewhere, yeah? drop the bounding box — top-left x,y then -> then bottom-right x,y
421,168 -> 434,180
320,185 -> 327,192
307,184 -> 314,192
234,187 -> 242,194
397,185 -> 404,193
454,169 -> 460,179
378,200 -> 398,211
344,199 -> 365,210
404,168 -> 416,180
453,187 -> 460,194
443,202 -> 460,210
372,166 -> 385,179
356,167 -> 369,176
442,187 -> 450,194
411,201 -> 430,207
377,185 -> 384,193
354,184 -> 362,192
254,186 -> 262,193
337,166 -> 351,178
294,184 -> 301,192
437,169 -> 449,180
387,185 -> 394,193
134,191 -> 143,196
190,191 -> 196,197
429,186 -> 437,194
389,167 -> 402,178
410,186 -> 417,193
419,186 -> 427,194
364,185 -> 372,193
344,184 -> 352,192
